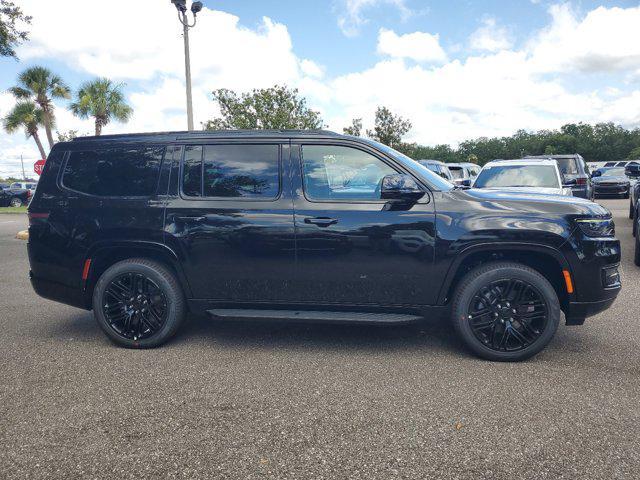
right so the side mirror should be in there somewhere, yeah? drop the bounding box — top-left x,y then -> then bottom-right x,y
460,179 -> 472,187
590,171 -> 601,179
381,174 -> 425,201
563,176 -> 578,185
625,165 -> 640,178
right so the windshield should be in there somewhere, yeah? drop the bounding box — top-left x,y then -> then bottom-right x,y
474,165 -> 560,189
365,140 -> 454,191
599,167 -> 626,177
448,167 -> 465,179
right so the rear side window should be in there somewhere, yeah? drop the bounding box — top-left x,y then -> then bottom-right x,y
181,144 -> 280,199
554,158 -> 578,175
62,145 -> 164,196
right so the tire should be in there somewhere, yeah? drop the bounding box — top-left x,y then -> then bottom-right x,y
630,199 -> 634,219
635,224 -> 640,267
451,261 -> 560,362
634,206 -> 639,237
624,191 -> 630,199
92,258 -> 185,348
9,197 -> 22,207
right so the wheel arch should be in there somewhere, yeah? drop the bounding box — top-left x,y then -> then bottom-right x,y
82,241 -> 193,308
438,243 -> 572,312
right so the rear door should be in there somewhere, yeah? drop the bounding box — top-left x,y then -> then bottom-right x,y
289,141 -> 437,307
163,141 -> 296,303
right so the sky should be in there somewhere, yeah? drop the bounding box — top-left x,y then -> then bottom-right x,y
1,0 -> 640,177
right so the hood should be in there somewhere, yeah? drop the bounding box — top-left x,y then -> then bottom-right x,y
457,187 -> 610,217
593,175 -> 629,184
476,186 -> 567,196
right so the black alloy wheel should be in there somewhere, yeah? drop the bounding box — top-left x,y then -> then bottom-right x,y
451,262 -> 560,361
466,279 -> 548,352
93,258 -> 185,348
102,273 -> 168,341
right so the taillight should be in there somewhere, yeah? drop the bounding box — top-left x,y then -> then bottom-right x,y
576,177 -> 587,185
28,212 -> 49,226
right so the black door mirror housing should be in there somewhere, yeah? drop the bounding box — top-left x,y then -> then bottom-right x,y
460,179 -> 472,187
380,174 -> 425,201
563,176 -> 578,185
590,171 -> 601,179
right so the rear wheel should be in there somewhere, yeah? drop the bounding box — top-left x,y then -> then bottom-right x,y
9,197 -> 22,207
635,223 -> 640,267
92,258 -> 185,348
451,262 -> 560,362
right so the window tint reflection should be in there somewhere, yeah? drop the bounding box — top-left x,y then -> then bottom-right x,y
62,145 -> 164,196
302,145 -> 396,201
181,144 -> 280,199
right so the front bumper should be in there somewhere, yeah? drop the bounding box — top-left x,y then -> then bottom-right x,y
594,183 -> 629,196
562,232 -> 621,323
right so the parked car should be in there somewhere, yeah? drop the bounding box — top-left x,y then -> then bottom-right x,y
525,155 -> 593,200
591,167 -> 630,199
447,162 -> 481,186
28,130 -> 621,361
625,165 -> 640,234
10,181 -> 37,193
473,159 -> 572,196
0,182 -> 10,189
416,159 -> 453,181
0,186 -> 31,207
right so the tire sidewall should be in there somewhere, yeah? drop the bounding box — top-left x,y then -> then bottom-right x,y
452,264 -> 560,362
10,197 -> 22,207
92,261 -> 183,348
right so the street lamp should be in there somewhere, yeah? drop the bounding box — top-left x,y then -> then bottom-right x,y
171,0 -> 203,131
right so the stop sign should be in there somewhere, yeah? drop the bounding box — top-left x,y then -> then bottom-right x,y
34,159 -> 46,175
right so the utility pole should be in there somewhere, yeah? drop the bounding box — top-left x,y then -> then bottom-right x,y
20,154 -> 26,180
171,1 -> 203,131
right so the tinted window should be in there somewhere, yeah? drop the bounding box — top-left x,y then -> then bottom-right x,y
449,167 -> 465,179
62,145 -> 164,196
302,145 -> 397,201
474,165 -> 560,188
182,144 -> 280,199
554,158 -> 578,174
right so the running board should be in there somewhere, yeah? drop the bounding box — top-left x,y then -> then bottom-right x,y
207,309 -> 422,324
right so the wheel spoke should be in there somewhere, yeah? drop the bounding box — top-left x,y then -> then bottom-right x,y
466,276 -> 549,353
102,273 -> 167,341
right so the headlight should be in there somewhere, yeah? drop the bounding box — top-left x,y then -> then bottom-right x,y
575,218 -> 615,237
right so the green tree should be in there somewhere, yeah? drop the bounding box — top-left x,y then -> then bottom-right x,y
9,66 -> 71,149
0,0 -> 31,59
628,146 -> 640,160
366,106 -> 412,148
343,118 -> 362,136
2,101 -> 47,159
56,129 -> 79,142
203,85 -> 324,130
70,78 -> 133,136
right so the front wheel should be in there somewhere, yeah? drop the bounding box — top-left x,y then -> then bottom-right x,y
9,197 -> 23,207
92,258 -> 185,348
451,262 -> 560,362
630,199 -> 634,219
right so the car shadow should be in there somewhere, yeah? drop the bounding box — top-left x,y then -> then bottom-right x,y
39,309 -> 465,356
172,311 -> 465,356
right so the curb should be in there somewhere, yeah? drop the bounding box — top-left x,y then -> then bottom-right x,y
16,230 -> 29,240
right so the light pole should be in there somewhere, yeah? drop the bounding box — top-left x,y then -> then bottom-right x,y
171,0 -> 203,131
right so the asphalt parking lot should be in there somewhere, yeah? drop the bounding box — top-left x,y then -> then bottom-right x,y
1,199 -> 639,479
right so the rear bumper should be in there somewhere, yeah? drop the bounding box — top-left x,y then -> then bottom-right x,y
30,272 -> 89,310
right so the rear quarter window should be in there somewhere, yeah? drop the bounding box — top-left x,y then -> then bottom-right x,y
62,145 -> 164,197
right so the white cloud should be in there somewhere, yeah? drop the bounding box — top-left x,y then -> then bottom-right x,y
336,0 -> 412,37
528,4 -> 640,73
469,17 -> 512,52
377,28 -> 447,63
3,1 -> 640,177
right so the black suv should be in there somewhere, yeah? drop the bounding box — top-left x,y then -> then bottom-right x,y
28,131 -> 621,361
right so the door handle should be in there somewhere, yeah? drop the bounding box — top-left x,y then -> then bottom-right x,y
304,217 -> 338,227
177,215 -> 207,223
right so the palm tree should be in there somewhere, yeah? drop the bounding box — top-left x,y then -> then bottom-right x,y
70,78 -> 133,136
3,101 -> 47,159
9,66 -> 71,150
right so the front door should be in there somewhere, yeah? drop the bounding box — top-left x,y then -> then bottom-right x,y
290,142 -> 438,307
164,141 -> 296,303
